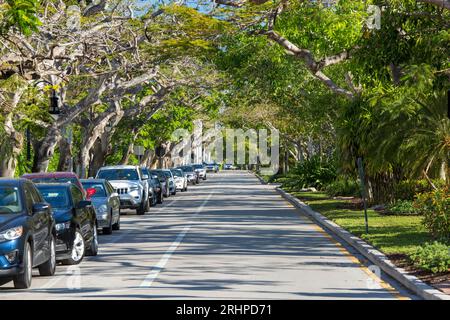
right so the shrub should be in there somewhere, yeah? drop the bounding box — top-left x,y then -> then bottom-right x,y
413,186 -> 450,241
386,200 -> 417,215
410,242 -> 450,274
325,178 -> 360,197
393,179 -> 445,201
281,156 -> 336,191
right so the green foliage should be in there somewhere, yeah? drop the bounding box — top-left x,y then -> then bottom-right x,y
410,242 -> 450,274
393,179 -> 445,201
0,0 -> 41,35
282,156 -> 337,191
325,177 -> 360,197
386,200 -> 417,215
414,186 -> 450,241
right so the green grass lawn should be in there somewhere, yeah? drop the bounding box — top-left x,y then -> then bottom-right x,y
288,190 -> 432,256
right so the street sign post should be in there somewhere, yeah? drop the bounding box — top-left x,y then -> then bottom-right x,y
357,157 -> 369,234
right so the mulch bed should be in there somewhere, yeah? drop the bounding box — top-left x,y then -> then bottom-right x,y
387,253 -> 450,295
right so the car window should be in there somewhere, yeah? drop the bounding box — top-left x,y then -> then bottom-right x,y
29,183 -> 44,203
37,186 -> 71,209
171,170 -> 182,177
29,177 -> 78,184
105,181 -> 114,195
71,186 -> 83,206
0,186 -> 22,214
23,185 -> 35,213
81,182 -> 107,197
97,169 -> 139,181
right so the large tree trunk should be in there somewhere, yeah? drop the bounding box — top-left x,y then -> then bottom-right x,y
440,161 -> 447,182
33,124 -> 61,172
57,131 -> 73,172
0,115 -> 23,177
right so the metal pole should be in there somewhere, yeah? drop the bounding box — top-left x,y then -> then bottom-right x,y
357,157 -> 369,234
26,126 -> 31,161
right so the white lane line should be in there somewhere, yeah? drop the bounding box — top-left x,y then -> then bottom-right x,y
140,192 -> 213,288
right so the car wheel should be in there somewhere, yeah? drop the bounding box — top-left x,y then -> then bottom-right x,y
157,192 -> 163,204
62,229 -> 85,265
112,215 -> 120,231
103,213 -> 113,235
171,189 -> 176,196
38,235 -> 56,276
13,241 -> 32,289
86,225 -> 98,256
203,176 -> 207,180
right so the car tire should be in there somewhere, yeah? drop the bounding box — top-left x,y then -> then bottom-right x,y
112,215 -> 120,231
171,189 -> 176,196
203,176 -> 207,180
103,213 -> 113,235
13,241 -> 32,289
137,197 -> 148,215
38,235 -> 56,277
86,225 -> 98,256
62,229 -> 85,265
157,192 -> 163,204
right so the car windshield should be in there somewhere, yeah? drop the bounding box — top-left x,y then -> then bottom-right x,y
29,177 -> 78,184
150,170 -> 166,180
0,187 -> 22,214
97,169 -> 139,181
162,171 -> 172,178
179,166 -> 194,172
81,182 -> 106,197
193,164 -> 204,169
36,186 -> 70,209
171,170 -> 182,177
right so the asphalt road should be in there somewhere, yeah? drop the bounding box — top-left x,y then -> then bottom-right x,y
0,171 -> 418,299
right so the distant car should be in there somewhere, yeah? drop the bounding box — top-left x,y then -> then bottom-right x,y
80,179 -> 121,235
177,165 -> 199,185
204,162 -> 219,173
0,179 -> 56,289
161,169 -> 177,196
36,183 -> 98,265
170,168 -> 188,192
150,170 -> 170,198
141,167 -> 163,206
22,172 -> 88,197
96,165 -> 150,215
224,163 -> 235,170
193,164 -> 207,180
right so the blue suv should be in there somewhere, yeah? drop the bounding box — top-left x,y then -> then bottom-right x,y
0,179 -> 56,289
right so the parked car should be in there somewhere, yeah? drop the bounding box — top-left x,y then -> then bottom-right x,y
96,165 -> 150,215
0,179 -> 56,289
193,164 -> 207,180
204,162 -> 219,173
22,172 -> 90,197
36,183 -> 98,265
162,169 -> 177,196
80,179 -> 121,235
224,163 -> 235,170
170,168 -> 188,192
177,165 -> 199,185
150,170 -> 170,198
141,167 -> 163,206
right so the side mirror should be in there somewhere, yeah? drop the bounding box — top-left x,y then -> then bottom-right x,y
142,174 -> 149,180
76,200 -> 92,209
32,203 -> 49,215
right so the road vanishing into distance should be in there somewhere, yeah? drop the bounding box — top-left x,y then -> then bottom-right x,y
0,171 -> 419,299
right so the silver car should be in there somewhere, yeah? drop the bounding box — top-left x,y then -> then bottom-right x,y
170,168 -> 188,192
81,179 -> 121,234
177,165 -> 199,185
96,165 -> 150,215
193,164 -> 207,180
161,169 -> 177,196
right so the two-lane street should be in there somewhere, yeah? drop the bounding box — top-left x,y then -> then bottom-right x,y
0,171 -> 418,299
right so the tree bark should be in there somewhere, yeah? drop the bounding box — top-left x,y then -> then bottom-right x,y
0,115 -> 23,177
57,134 -> 73,172
32,124 -> 62,172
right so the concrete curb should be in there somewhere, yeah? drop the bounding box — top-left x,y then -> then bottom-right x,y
274,186 -> 450,301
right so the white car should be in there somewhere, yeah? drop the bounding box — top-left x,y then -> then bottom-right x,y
192,164 -> 207,180
96,165 -> 150,215
170,168 -> 188,192
224,163 -> 235,170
